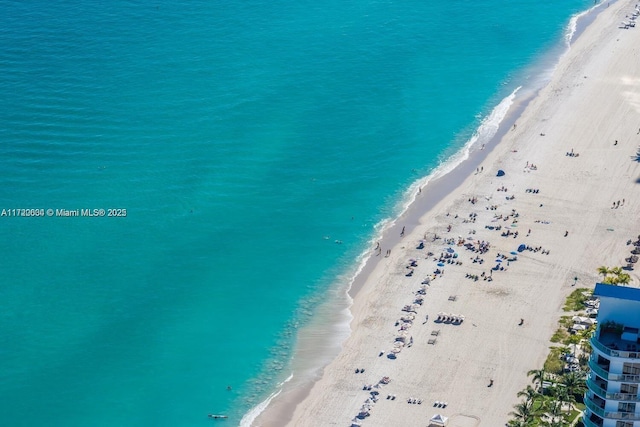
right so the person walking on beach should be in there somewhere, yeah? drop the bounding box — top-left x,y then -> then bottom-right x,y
400,226 -> 405,237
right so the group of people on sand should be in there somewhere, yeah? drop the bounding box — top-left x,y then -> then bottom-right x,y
375,241 -> 392,257
359,150 -> 570,416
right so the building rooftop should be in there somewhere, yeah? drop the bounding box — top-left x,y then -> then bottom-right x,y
593,283 -> 640,302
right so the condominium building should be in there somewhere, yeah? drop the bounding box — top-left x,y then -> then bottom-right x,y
584,283 -> 640,427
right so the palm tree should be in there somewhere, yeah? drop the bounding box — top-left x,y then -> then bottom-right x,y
546,400 -> 562,422
507,420 -> 534,427
517,385 -> 539,403
510,399 -> 534,423
507,419 -> 535,427
617,272 -> 631,285
562,371 -> 586,401
597,266 -> 610,280
610,266 -> 623,276
555,385 -> 570,412
527,368 -> 546,392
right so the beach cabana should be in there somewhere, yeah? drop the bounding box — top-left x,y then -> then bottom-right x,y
571,323 -> 587,332
429,413 -> 449,426
572,316 -> 596,326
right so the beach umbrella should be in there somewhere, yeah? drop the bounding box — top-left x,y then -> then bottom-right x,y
510,251 -> 518,255
437,263 -> 445,267
446,247 -> 455,253
495,259 -> 502,263
496,170 -> 505,177
517,244 -> 526,252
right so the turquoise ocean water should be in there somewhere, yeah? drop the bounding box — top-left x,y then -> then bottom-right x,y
0,0 -> 596,425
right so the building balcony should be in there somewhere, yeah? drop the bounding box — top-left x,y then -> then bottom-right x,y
591,333 -> 640,360
587,378 -> 640,402
581,414 -> 603,427
588,353 -> 640,383
584,394 -> 605,418
586,378 -> 608,399
588,355 -> 610,380
584,394 -> 640,420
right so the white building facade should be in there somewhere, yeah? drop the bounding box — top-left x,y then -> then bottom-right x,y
584,283 -> 640,427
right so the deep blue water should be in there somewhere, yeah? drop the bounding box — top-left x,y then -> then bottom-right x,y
0,0 -> 594,425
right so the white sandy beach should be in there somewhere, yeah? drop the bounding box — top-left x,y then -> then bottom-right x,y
254,1 -> 640,426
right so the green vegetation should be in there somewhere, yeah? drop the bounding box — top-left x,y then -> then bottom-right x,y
550,329 -> 568,343
543,348 -> 564,374
563,288 -> 591,312
551,317 -> 575,343
506,369 -> 586,426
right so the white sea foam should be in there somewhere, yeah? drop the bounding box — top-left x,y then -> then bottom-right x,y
383,85 -> 522,235
239,373 -> 294,427
565,2 -> 605,47
238,264 -> 357,426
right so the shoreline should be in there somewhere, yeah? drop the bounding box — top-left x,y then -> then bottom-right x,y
245,83 -> 531,427
248,1 -> 634,425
